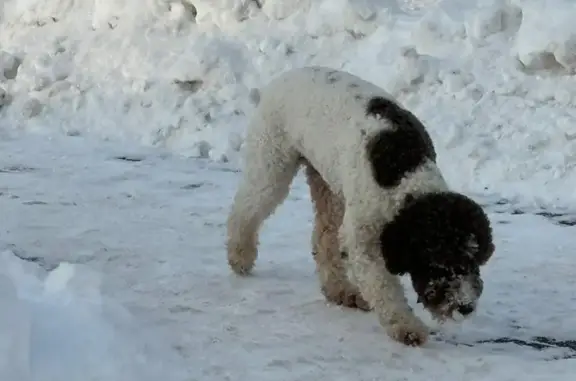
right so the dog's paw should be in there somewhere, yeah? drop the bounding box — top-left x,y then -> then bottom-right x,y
321,286 -> 372,311
344,292 -> 372,311
333,291 -> 372,311
385,316 -> 429,347
227,242 -> 257,275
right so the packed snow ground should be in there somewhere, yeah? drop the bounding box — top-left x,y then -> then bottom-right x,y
2,0 -> 576,379
2,134 -> 576,381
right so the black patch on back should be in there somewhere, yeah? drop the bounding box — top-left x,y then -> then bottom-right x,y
365,96 -> 436,188
379,191 -> 494,277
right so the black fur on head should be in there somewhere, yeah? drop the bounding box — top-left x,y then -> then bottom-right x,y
364,96 -> 437,188
380,191 -> 495,321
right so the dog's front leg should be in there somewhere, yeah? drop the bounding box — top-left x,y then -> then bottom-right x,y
340,221 -> 429,346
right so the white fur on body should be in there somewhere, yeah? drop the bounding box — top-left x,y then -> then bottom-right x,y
226,66 -> 449,345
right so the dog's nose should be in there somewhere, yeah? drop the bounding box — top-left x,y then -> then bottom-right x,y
457,304 -> 474,316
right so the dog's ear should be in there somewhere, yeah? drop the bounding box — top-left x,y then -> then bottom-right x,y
476,241 -> 495,266
468,233 -> 494,266
379,202 -> 418,276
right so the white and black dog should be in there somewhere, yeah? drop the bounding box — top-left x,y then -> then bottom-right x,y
226,66 -> 495,346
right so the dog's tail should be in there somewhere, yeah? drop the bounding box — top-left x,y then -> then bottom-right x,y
248,87 -> 261,107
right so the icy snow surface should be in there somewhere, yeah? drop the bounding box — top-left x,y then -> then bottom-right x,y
1,133 -> 576,381
0,137 -> 576,381
1,0 -> 576,379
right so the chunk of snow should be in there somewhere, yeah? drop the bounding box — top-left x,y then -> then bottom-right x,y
0,51 -> 21,81
514,0 -> 576,72
0,250 -> 188,381
464,0 -> 522,41
261,0 -> 312,20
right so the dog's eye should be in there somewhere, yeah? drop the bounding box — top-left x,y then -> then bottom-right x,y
425,284 -> 448,305
424,289 -> 436,302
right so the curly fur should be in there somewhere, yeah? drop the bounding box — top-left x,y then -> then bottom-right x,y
226,66 -> 495,347
365,96 -> 437,188
380,192 -> 494,321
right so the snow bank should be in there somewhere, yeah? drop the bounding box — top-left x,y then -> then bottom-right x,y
514,0 -> 576,72
1,0 -> 576,207
0,250 -> 187,381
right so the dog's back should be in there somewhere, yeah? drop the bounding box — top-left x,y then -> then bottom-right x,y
252,66 -> 400,193
257,66 -> 397,137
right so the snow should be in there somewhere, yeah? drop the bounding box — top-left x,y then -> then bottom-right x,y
0,249 -> 188,381
514,0 -> 576,72
1,134 -> 576,381
1,0 -> 576,379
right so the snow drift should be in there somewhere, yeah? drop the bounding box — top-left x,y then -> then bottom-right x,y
0,249 -> 187,381
1,0 -> 576,207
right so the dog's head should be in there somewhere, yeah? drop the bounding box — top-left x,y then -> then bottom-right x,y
380,191 -> 494,322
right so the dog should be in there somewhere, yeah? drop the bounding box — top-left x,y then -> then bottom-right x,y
226,66 -> 495,347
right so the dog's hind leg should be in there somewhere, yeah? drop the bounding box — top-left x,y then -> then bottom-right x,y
305,163 -> 371,311
226,115 -> 301,275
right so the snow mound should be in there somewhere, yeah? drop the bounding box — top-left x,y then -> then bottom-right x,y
513,0 -> 576,72
0,250 -> 187,381
2,0 -> 576,206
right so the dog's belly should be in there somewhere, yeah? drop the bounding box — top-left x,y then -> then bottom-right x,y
298,145 -> 345,196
